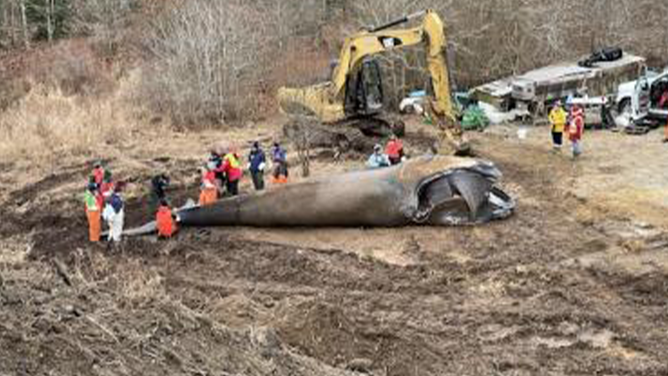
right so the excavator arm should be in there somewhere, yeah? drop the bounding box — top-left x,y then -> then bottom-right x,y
278,10 -> 469,154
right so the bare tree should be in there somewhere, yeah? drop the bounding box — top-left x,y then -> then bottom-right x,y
20,0 -> 29,48
138,0 -> 329,126
140,1 -> 267,125
0,0 -> 31,49
70,0 -> 135,55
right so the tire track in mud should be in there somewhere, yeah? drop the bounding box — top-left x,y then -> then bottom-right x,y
148,223 -> 668,375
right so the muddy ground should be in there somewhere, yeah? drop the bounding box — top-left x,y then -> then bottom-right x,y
1,121 -> 668,376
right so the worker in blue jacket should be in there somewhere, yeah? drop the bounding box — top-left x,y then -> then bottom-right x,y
248,141 -> 266,191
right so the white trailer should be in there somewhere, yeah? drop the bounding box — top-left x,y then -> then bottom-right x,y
472,53 -> 646,114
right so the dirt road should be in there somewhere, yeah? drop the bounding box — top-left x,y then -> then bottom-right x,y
1,123 -> 668,375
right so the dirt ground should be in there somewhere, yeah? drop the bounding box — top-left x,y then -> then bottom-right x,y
2,119 -> 668,376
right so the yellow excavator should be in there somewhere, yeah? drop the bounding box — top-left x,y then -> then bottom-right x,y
277,10 -> 470,155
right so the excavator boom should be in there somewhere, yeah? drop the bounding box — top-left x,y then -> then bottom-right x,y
277,10 -> 469,154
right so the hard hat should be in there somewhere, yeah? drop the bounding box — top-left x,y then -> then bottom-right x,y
374,144 -> 382,151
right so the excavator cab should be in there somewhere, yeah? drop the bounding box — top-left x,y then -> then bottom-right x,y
344,58 -> 384,116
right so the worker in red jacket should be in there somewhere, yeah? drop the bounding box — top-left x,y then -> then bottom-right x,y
569,104 -> 584,158
221,150 -> 242,196
156,199 -> 177,238
385,134 -> 404,165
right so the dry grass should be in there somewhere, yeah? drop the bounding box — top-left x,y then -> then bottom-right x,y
0,67 -> 174,166
117,261 -> 166,305
70,250 -> 168,308
0,84 -> 135,160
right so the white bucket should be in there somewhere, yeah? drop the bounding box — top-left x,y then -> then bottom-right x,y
517,127 -> 528,140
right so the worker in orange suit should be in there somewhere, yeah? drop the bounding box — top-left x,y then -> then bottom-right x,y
84,182 -> 101,242
198,167 -> 218,206
156,199 -> 177,238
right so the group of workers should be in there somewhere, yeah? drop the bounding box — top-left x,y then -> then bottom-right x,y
548,100 -> 585,158
83,162 -> 126,244
85,141 -> 290,244
549,98 -> 668,155
366,134 -> 405,169
198,141 -> 288,206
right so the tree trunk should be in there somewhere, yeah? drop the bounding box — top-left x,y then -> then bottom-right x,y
20,0 -> 29,48
300,147 -> 311,178
47,0 -> 55,42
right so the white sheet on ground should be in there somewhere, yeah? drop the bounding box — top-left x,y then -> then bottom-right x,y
479,102 -> 529,125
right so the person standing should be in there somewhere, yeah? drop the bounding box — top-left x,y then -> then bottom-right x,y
366,144 -> 391,169
548,101 -> 567,152
271,142 -> 289,184
100,170 -> 115,199
84,182 -> 101,242
569,104 -> 585,158
221,149 -> 242,196
248,141 -> 266,191
663,118 -> 668,143
208,150 -> 225,192
103,184 -> 125,243
385,134 -> 404,165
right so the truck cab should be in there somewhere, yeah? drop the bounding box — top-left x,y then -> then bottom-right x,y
617,68 -> 668,121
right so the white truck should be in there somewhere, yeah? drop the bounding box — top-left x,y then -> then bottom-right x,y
615,69 -> 668,123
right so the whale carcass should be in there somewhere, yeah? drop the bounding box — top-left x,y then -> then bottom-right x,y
124,155 -> 515,236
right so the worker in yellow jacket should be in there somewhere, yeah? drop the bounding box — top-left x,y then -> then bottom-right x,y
548,101 -> 567,152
